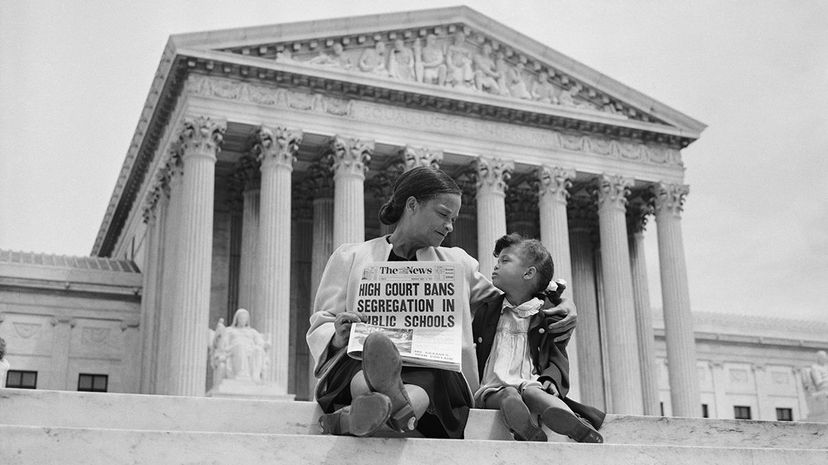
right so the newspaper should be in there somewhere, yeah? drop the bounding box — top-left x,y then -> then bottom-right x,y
347,261 -> 463,372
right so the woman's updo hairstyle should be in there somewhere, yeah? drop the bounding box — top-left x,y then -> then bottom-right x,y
378,166 -> 462,225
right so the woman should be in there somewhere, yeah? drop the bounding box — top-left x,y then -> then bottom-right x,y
306,166 -> 576,438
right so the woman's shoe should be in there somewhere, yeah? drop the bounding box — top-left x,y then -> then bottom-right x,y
541,406 -> 603,443
500,396 -> 547,442
318,392 -> 392,437
361,332 -> 418,432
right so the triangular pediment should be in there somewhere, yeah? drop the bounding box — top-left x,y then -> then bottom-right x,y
169,6 -> 705,138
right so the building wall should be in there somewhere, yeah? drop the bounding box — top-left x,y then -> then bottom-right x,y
0,257 -> 142,392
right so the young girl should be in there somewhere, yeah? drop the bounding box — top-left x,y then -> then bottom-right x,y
472,233 -> 605,442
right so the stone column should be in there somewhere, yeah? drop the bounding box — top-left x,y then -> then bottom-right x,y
537,165 -> 579,399
595,174 -> 643,414
330,136 -> 373,249
168,116 -> 225,396
156,159 -> 182,395
506,185 -> 539,239
710,361 -> 728,419
627,198 -> 660,416
291,198 -> 314,399
255,126 -> 302,394
307,161 -> 335,395
236,156 -> 260,314
653,182 -> 700,417
454,169 -> 478,256
49,317 -> 74,389
568,189 -> 604,409
138,183 -> 164,394
475,156 -> 513,278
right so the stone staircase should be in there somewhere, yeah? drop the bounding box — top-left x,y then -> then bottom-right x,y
1,388 -> 826,464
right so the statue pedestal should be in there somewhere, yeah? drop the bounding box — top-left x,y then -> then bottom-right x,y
207,379 -> 295,401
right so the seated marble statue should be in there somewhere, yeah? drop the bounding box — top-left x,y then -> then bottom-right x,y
804,350 -> 828,397
212,309 -> 269,383
0,337 -> 9,385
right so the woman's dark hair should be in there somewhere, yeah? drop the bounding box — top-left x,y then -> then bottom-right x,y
378,166 -> 462,225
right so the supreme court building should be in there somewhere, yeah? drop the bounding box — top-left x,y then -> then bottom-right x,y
5,7 -> 823,420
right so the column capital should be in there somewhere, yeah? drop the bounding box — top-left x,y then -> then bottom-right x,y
567,187 -> 598,232
179,116 -> 226,161
627,192 -> 654,235
367,158 -> 405,201
255,126 -> 302,170
506,182 -> 538,224
595,173 -> 633,213
401,145 -> 443,171
304,158 -> 335,199
651,182 -> 689,218
329,135 -> 373,179
537,165 -> 576,204
475,156 -> 514,195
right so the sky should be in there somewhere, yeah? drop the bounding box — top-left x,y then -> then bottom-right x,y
1,0 -> 826,323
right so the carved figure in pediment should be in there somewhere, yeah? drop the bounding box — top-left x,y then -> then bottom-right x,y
446,32 -> 475,90
359,40 -> 388,76
309,42 -> 353,70
417,34 -> 447,86
389,39 -> 416,81
531,71 -> 558,104
505,62 -> 532,100
275,49 -> 295,63
472,43 -> 503,95
558,84 -> 581,108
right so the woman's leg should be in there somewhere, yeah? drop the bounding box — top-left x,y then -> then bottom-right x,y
522,386 -> 603,443
319,368 -> 392,437
484,387 -> 546,442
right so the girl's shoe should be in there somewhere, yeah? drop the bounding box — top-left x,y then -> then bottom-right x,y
541,406 -> 603,443
500,396 -> 547,441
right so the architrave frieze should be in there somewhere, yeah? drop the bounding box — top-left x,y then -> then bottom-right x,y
185,74 -> 685,178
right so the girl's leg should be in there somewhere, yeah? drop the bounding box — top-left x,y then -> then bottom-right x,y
522,386 -> 603,443
484,387 -> 547,441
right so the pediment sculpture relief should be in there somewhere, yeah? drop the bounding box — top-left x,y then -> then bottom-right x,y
272,32 -> 620,117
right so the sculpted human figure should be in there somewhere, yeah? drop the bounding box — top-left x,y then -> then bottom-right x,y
359,40 -> 388,76
0,337 -> 9,386
531,71 -> 558,104
388,39 -> 416,81
806,350 -> 828,397
558,84 -> 581,107
220,309 -> 269,382
505,62 -> 532,100
472,43 -> 502,95
309,43 -> 352,70
446,32 -> 474,89
417,34 -> 447,85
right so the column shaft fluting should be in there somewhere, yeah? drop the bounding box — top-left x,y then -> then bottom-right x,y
654,182 -> 700,417
331,136 -> 372,249
256,126 -> 302,393
138,199 -> 162,394
569,223 -> 604,409
238,186 -> 259,313
168,116 -> 225,396
538,165 -> 579,400
596,174 -> 643,414
475,157 -> 512,278
156,168 -> 182,395
309,195 -> 334,391
629,229 -> 660,415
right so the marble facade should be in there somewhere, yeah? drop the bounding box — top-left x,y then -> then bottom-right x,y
2,7 -> 825,422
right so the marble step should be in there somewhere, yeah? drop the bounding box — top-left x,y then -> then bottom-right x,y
1,388 -> 826,449
1,425 -> 827,465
